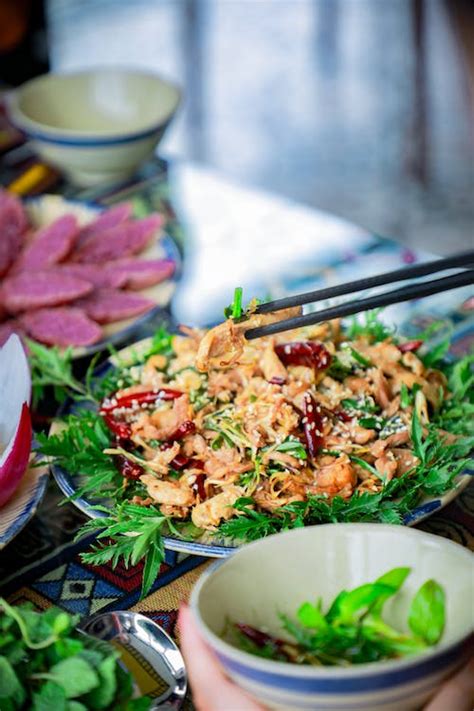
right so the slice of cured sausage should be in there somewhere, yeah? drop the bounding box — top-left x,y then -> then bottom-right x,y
1,271 -> 93,312
75,202 -> 133,248
72,215 -> 163,264
76,288 -> 156,324
20,307 -> 103,347
107,258 -> 175,289
11,214 -> 79,273
0,190 -> 29,276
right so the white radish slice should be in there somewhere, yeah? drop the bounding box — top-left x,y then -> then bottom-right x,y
0,334 -> 32,507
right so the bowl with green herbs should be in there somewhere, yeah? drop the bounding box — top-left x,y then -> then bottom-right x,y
190,524 -> 474,711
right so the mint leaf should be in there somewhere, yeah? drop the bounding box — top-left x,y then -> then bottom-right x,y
84,655 -> 117,709
297,600 -> 328,630
48,657 -> 99,698
371,568 -> 411,615
32,681 -> 67,711
408,579 -> 445,645
330,583 -> 395,625
0,656 -> 24,705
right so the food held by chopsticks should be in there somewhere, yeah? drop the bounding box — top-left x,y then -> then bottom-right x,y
0,190 -> 175,347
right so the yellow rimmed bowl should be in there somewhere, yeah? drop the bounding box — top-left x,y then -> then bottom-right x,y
191,524 -> 474,711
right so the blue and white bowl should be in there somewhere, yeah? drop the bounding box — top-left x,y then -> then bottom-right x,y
191,524 -> 474,711
7,68 -> 181,186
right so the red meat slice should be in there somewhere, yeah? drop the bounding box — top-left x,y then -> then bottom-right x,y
11,214 -> 79,273
20,307 -> 102,347
1,271 -> 93,312
0,190 -> 29,276
76,288 -> 155,324
108,258 -> 176,290
54,263 -> 128,289
72,214 -> 163,264
76,202 -> 133,248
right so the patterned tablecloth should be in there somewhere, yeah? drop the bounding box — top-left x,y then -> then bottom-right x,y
0,155 -> 472,705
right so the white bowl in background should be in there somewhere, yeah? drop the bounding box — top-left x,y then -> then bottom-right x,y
7,68 -> 181,186
191,524 -> 474,711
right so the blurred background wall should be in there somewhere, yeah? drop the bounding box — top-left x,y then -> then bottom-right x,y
3,0 -> 474,251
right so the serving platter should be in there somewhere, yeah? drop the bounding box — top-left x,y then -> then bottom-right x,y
24,194 -> 182,358
0,458 -> 49,550
50,331 -> 472,559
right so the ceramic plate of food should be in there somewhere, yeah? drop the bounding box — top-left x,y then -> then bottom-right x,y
42,307 -> 472,596
0,192 -> 181,357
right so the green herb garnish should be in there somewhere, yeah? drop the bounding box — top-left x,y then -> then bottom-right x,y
0,599 -> 151,709
224,286 -> 244,320
229,568 -> 445,666
346,309 -> 394,343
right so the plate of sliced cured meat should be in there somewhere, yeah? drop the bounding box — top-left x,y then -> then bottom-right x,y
0,191 -> 181,356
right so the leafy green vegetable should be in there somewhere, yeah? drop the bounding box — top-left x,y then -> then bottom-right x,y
346,309 -> 393,343
78,503 -> 168,599
32,681 -> 67,711
36,410 -> 120,502
273,437 -> 307,460
143,324 -> 174,359
230,568 -> 446,666
358,416 -> 386,430
43,658 -> 99,698
224,286 -> 244,320
341,397 -> 379,414
421,338 -> 451,369
408,580 -> 445,645
26,340 -> 96,408
0,600 -> 151,709
344,346 -> 373,368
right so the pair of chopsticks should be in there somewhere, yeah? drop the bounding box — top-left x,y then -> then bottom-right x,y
245,250 -> 474,340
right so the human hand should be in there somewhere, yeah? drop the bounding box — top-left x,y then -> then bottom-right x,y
178,603 -> 265,711
179,603 -> 473,711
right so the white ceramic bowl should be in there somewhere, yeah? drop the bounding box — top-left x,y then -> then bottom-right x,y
7,68 -> 181,186
191,524 -> 474,711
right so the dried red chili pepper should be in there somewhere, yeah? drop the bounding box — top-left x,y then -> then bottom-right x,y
398,340 -> 423,353
192,472 -> 207,499
333,408 -> 353,423
236,624 -> 288,654
169,453 -> 205,470
167,420 -> 196,441
115,455 -> 143,480
274,341 -> 331,370
302,391 -> 325,458
100,388 -> 183,413
168,452 -> 188,469
102,413 -> 132,440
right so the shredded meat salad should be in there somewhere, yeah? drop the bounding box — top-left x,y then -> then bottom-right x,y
96,308 -> 455,532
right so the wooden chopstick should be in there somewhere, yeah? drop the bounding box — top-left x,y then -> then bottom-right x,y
245,268 -> 474,340
255,250 -> 474,315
